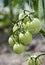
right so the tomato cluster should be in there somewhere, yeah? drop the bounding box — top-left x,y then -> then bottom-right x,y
8,11 -> 42,54
27,55 -> 42,65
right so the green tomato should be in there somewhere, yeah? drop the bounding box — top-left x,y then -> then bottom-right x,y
19,12 -> 25,20
36,56 -> 42,65
29,18 -> 42,34
25,21 -> 30,30
13,24 -> 18,32
19,12 -> 29,24
36,58 -> 42,65
27,57 -> 33,65
27,55 -> 42,65
8,35 -> 15,46
27,57 -> 35,65
23,17 -> 29,24
13,42 -> 25,54
19,31 -> 32,45
30,55 -> 36,65
25,18 -> 42,34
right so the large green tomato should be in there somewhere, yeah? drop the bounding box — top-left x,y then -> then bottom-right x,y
19,31 -> 32,45
29,18 -> 42,34
25,18 -> 42,34
13,42 -> 25,54
8,35 -> 15,46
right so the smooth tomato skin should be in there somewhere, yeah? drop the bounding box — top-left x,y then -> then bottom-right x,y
13,42 -> 25,54
27,58 -> 33,65
29,18 -> 42,34
25,18 -> 42,34
25,22 -> 30,30
13,24 -> 19,36
35,57 -> 42,65
23,17 -> 29,24
19,12 -> 25,20
19,31 -> 32,45
36,58 -> 41,65
13,24 -> 18,32
8,35 -> 15,46
27,57 -> 35,65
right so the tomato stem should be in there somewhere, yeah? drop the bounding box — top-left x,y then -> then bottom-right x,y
16,15 -> 28,23
24,10 -> 35,14
35,53 -> 45,65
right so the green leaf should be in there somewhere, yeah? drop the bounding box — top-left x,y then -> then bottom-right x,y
38,0 -> 44,19
12,0 -> 19,6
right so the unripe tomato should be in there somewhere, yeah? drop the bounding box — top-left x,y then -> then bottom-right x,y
13,24 -> 18,32
25,18 -> 42,34
8,35 -> 15,46
19,12 -> 25,20
27,56 -> 35,65
13,42 -> 25,54
29,18 -> 42,34
23,17 -> 29,24
27,57 -> 33,65
25,21 -> 30,30
36,56 -> 42,65
36,58 -> 42,65
27,55 -> 42,65
19,12 -> 29,24
19,31 -> 32,45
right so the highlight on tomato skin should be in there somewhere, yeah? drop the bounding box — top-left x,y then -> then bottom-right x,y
13,42 -> 25,54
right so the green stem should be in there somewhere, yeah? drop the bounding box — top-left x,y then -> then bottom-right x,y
16,15 -> 28,23
24,10 -> 34,14
35,53 -> 45,65
16,13 -> 33,23
9,0 -> 14,25
24,10 -> 30,13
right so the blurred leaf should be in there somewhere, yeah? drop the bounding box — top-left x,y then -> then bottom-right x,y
12,0 -> 19,6
38,0 -> 44,19
41,0 -> 45,32
3,0 -> 9,7
40,29 -> 45,37
0,21 -> 9,28
18,0 -> 25,9
32,0 -> 38,17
